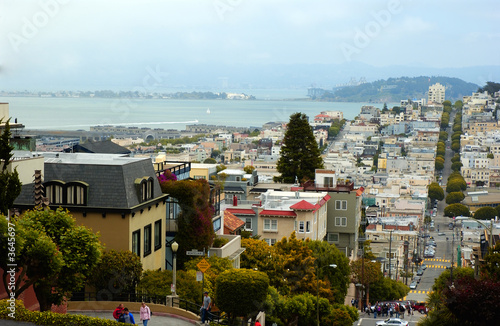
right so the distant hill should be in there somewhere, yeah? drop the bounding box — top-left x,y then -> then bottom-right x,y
318,76 -> 479,102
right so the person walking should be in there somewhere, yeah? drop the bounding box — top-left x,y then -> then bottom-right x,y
113,303 -> 124,322
395,303 -> 400,318
140,302 -> 151,326
119,308 -> 135,324
201,291 -> 212,324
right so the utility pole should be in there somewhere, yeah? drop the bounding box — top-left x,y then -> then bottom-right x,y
388,229 -> 393,279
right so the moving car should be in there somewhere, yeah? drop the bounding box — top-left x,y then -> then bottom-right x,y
376,318 -> 409,326
411,302 -> 429,314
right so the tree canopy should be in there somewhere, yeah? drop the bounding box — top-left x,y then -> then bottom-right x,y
0,119 -> 22,216
473,206 -> 497,220
276,113 -> 323,183
428,182 -> 444,201
445,191 -> 465,205
1,208 -> 102,311
159,178 -> 215,268
444,203 -> 470,217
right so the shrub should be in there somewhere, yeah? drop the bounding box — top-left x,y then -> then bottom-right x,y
0,299 -> 119,325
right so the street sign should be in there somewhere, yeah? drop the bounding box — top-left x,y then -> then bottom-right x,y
196,271 -> 203,282
186,249 -> 204,256
197,258 -> 210,273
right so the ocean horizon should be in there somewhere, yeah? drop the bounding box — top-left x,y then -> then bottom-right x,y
1,94 -> 397,131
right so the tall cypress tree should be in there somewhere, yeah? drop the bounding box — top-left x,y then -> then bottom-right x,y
0,119 -> 22,216
276,113 -> 323,183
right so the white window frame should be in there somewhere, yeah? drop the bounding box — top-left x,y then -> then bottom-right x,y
298,221 -> 305,233
265,238 -> 276,246
306,221 -> 311,233
245,218 -> 252,231
335,217 -> 347,227
335,200 -> 347,210
264,218 -> 277,232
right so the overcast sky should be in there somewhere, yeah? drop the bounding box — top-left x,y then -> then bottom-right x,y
1,0 -> 499,90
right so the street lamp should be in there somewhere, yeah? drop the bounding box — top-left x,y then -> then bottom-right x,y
317,264 -> 337,326
171,241 -> 179,296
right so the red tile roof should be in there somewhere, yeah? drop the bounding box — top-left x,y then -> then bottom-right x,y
224,210 -> 245,232
356,187 -> 365,197
260,210 -> 297,217
226,208 -> 256,215
290,200 -> 316,211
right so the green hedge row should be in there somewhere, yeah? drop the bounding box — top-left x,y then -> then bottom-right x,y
0,299 -> 119,326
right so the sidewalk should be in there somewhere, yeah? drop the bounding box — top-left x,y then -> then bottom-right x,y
68,310 -> 196,325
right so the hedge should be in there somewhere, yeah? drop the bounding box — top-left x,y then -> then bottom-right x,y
0,299 -> 119,326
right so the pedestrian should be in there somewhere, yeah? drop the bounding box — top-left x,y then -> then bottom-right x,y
255,321 -> 262,326
118,307 -> 135,324
201,291 -> 212,324
351,298 -> 355,306
400,304 -> 405,319
113,303 -> 124,322
140,302 -> 151,326
395,303 -> 400,318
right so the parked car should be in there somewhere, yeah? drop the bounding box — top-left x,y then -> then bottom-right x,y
438,232 -> 446,236
416,269 -> 424,276
414,276 -> 421,283
411,302 -> 429,314
421,264 -> 427,270
376,318 -> 409,326
409,281 -> 417,289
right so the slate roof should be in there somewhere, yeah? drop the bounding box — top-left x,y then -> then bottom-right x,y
14,153 -> 165,210
70,140 -> 131,155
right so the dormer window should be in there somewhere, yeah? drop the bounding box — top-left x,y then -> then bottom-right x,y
45,181 -> 64,205
136,177 -> 154,203
44,181 -> 88,206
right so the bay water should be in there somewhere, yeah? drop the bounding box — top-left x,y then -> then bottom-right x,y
0,95 -> 393,131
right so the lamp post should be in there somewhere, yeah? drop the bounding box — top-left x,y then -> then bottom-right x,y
388,229 -> 393,280
317,264 -> 337,326
171,241 -> 179,296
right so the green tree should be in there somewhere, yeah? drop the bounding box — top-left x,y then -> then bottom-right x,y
88,249 -> 142,300
473,206 -> 497,220
435,158 -> 444,171
159,179 -> 215,268
369,277 -> 409,302
451,154 -> 461,163
216,269 -> 269,325
454,100 -> 463,109
428,182 -> 445,201
203,157 -> 216,164
1,208 -> 102,311
445,191 -> 465,204
482,243 -> 500,281
306,240 -> 350,304
211,149 -> 221,159
478,81 -> 500,95
243,165 -> 255,174
446,179 -> 466,193
0,119 -> 22,216
451,161 -> 463,172
444,203 -> 470,217
277,113 -> 323,183
350,259 -> 383,307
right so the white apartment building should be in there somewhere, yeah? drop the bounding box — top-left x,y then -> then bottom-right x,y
428,83 -> 446,104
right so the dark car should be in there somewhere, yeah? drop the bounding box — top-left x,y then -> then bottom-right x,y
411,302 -> 428,314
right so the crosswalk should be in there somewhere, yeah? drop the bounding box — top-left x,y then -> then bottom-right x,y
408,290 -> 432,294
425,265 -> 448,269
424,258 -> 450,263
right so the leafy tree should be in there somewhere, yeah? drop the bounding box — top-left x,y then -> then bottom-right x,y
435,158 -> 444,171
276,113 -> 323,183
88,249 -> 142,300
446,179 -> 466,193
159,179 -> 215,268
350,259 -> 383,307
439,131 -> 448,142
444,203 -> 470,217
306,240 -> 350,304
243,165 -> 255,174
451,154 -> 461,163
0,208 -> 102,311
473,206 -> 497,220
369,277 -> 409,302
451,161 -> 463,172
216,269 -> 269,325
451,141 -> 460,152
482,243 -> 500,281
443,277 -> 500,326
478,81 -> 500,95
436,147 -> 446,157
0,119 -> 22,216
203,157 -> 216,164
137,269 -> 200,304
428,182 -> 444,201
445,191 -> 465,204
211,149 -> 221,159
454,100 -> 463,109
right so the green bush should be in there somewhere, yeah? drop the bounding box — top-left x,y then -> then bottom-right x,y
0,299 -> 119,326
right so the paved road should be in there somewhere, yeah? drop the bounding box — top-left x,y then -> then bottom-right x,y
68,310 -> 196,325
353,310 -> 427,326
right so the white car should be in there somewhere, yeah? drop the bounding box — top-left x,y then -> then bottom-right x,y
409,281 -> 417,289
376,318 -> 409,326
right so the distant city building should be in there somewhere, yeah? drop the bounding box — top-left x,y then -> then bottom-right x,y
428,83 -> 446,104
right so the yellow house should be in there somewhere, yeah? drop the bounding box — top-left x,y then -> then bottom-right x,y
13,153 -> 169,271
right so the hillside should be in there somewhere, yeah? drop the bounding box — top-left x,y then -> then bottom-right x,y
319,76 -> 479,102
